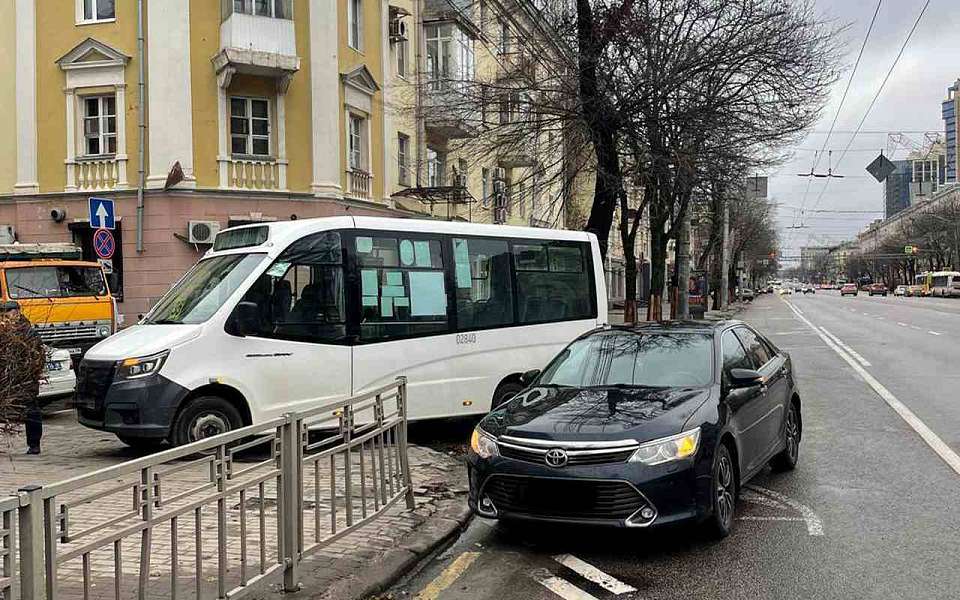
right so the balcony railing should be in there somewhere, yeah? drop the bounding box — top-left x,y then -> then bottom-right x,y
71,157 -> 127,192
347,169 -> 373,200
221,157 -> 287,191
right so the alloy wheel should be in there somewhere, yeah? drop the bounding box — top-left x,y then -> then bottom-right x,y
785,406 -> 800,463
716,452 -> 735,528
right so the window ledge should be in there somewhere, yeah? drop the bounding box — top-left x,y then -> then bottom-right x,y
76,18 -> 117,26
231,154 -> 277,163
76,154 -> 117,162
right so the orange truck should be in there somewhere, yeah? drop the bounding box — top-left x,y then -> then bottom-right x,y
0,243 -> 117,364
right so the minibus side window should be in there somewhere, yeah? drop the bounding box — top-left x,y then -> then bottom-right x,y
453,237 -> 514,330
237,231 -> 347,343
355,235 -> 448,342
513,242 -> 594,324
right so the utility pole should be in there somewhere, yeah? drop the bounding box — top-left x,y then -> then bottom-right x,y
720,199 -> 731,308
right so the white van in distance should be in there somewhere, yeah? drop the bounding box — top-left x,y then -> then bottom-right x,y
76,217 -> 608,448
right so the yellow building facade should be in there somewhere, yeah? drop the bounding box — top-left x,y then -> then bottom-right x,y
0,0 -> 587,320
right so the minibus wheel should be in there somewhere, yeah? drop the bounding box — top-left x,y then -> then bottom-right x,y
171,396 -> 243,447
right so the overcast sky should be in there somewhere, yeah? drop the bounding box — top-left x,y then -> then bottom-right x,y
768,0 -> 959,264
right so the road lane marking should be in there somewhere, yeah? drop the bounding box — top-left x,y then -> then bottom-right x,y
415,552 -> 481,600
784,299 -> 960,477
553,554 -> 636,595
929,331 -> 942,336
744,485 -> 824,536
897,322 -> 908,327
819,327 -> 871,367
532,570 -> 601,600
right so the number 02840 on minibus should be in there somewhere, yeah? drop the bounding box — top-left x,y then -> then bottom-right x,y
76,217 -> 608,448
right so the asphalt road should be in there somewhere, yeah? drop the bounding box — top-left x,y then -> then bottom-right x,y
385,292 -> 960,600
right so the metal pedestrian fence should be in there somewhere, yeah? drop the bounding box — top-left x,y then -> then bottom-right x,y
3,377 -> 414,599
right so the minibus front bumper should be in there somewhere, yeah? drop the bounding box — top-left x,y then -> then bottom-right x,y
76,359 -> 188,439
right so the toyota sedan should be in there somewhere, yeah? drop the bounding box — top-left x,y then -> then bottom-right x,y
467,321 -> 802,538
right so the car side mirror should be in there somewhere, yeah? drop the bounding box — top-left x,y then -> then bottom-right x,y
228,301 -> 260,337
728,368 -> 764,388
520,369 -> 541,386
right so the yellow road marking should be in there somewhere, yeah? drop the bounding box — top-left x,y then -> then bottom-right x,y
415,551 -> 481,600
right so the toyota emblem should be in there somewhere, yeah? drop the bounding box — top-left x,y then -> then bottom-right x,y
544,448 -> 568,468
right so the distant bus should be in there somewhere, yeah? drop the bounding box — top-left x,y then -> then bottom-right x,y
930,271 -> 960,298
913,272 -> 932,297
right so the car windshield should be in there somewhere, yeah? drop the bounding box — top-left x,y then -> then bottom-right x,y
6,265 -> 107,299
146,254 -> 265,324
538,331 -> 714,388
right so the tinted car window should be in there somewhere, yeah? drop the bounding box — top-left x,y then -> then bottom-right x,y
721,330 -> 753,372
735,327 -> 772,368
539,331 -> 713,388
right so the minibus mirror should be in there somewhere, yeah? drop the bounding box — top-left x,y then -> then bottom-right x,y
232,301 -> 260,337
520,369 -> 541,386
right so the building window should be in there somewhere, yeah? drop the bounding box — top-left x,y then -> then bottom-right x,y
499,19 -> 511,55
348,0 -> 363,50
229,0 -> 291,18
427,148 -> 446,187
348,114 -> 368,171
81,0 -> 115,22
397,38 -> 408,78
499,92 -> 521,124
83,95 -> 117,156
481,168 -> 490,207
425,23 -> 475,90
230,97 -> 270,156
517,181 -> 526,217
398,133 -> 410,185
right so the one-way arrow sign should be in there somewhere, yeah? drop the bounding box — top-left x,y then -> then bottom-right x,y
88,197 -> 115,230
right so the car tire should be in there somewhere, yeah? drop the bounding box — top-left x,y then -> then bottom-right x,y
705,444 -> 737,539
770,401 -> 801,472
491,380 -> 525,410
116,435 -> 165,452
170,396 -> 243,447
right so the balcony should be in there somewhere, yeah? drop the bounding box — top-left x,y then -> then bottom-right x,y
346,169 -> 373,201
423,87 -> 479,141
223,157 -> 286,191
216,0 -> 299,82
69,157 -> 127,192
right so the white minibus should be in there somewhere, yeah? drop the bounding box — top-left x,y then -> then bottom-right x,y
930,271 -> 960,298
76,217 -> 608,448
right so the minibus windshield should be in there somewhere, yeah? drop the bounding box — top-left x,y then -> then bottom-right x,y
146,254 -> 265,324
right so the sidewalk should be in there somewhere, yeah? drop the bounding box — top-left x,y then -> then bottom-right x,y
0,410 -> 469,600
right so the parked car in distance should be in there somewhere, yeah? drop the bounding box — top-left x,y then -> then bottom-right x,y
779,287 -> 793,295
39,347 -> 76,405
841,283 -> 858,297
868,283 -> 888,297
740,289 -> 755,301
802,286 -> 815,294
894,285 -> 907,297
467,321 -> 802,538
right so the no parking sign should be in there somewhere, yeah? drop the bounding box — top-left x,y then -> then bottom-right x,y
93,228 -> 115,260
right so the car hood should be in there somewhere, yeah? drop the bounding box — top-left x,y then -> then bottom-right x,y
480,385 -> 712,443
84,323 -> 203,361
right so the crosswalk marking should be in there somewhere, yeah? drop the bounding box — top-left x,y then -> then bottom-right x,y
532,569 -> 601,600
415,552 -> 481,600
553,554 -> 637,595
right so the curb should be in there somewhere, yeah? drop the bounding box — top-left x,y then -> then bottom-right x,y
310,500 -> 473,600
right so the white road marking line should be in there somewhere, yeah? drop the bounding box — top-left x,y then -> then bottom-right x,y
897,322 -> 908,327
553,555 -> 637,596
738,516 -> 807,523
819,327 -> 871,367
532,570 -> 600,600
745,485 -> 824,536
929,331 -> 942,336
784,299 -> 960,478
911,325 -> 922,330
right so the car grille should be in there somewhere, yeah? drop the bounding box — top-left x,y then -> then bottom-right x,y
482,475 -> 648,521
36,323 -> 99,343
497,436 -> 638,466
76,360 -> 115,419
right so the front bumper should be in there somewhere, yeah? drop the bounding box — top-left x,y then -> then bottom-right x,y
467,451 -> 712,528
76,363 -> 189,439
39,370 -> 77,400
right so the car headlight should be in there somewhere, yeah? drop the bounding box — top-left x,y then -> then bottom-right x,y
629,428 -> 701,465
115,350 -> 169,380
470,427 -> 499,459
97,324 -> 112,337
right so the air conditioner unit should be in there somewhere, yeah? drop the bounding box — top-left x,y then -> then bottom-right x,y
493,167 -> 507,182
389,17 -> 408,42
493,180 -> 506,195
188,220 -> 221,244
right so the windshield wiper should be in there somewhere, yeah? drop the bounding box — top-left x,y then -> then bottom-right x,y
14,284 -> 54,302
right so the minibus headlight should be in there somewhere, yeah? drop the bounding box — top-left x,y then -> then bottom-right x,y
116,351 -> 169,380
470,428 -> 499,459
629,428 -> 701,465
97,324 -> 112,337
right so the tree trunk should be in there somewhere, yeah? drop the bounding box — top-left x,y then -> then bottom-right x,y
623,249 -> 638,324
677,206 -> 691,319
647,223 -> 666,321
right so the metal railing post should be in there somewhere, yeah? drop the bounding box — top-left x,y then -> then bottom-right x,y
280,414 -> 301,593
17,486 -> 44,600
395,377 -> 416,510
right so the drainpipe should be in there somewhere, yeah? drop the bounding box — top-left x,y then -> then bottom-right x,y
136,0 -> 146,252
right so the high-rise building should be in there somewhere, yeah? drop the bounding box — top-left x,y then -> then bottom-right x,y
885,160 -> 911,219
942,79 -> 959,183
